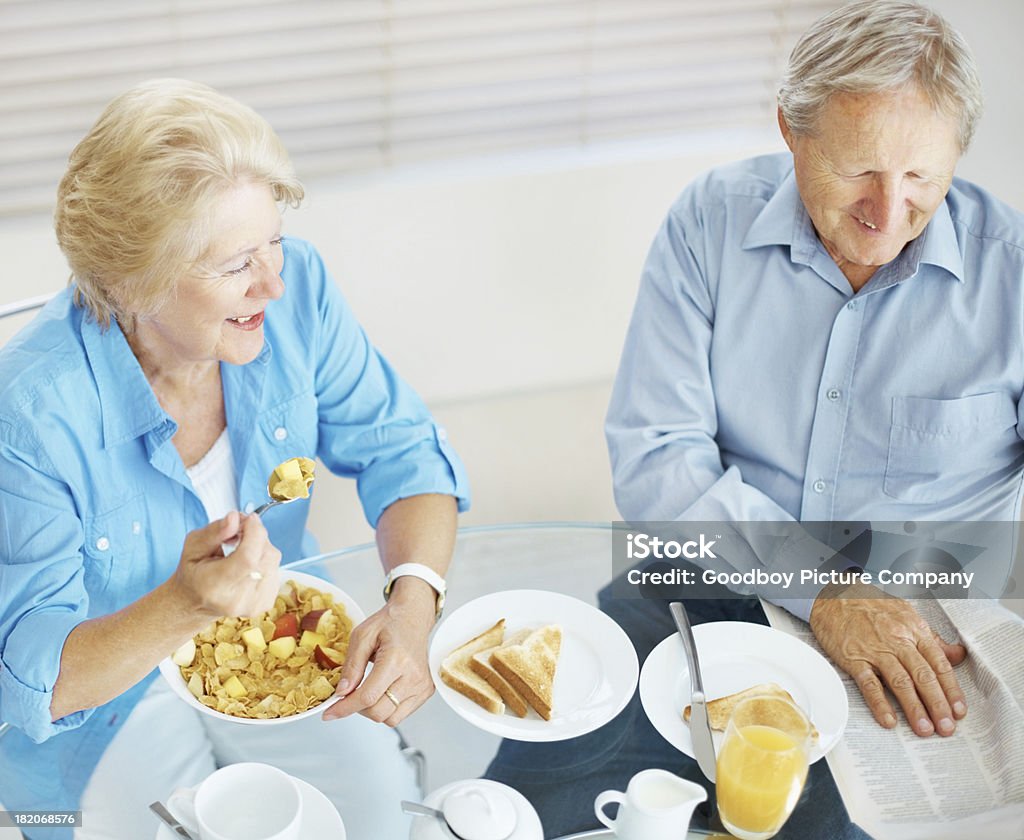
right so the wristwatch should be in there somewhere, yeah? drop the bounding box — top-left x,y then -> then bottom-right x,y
383,563 -> 447,620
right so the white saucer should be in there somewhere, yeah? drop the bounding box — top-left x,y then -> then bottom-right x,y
157,776 -> 345,839
412,780 -> 543,840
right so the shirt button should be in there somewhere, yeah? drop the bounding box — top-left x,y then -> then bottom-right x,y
244,502 -> 256,514
827,388 -> 841,402
847,300 -> 858,311
274,426 -> 288,441
812,480 -> 827,493
96,536 -> 110,551
132,521 -> 141,535
437,427 -> 448,442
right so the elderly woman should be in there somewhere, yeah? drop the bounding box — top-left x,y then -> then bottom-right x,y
0,79 -> 468,840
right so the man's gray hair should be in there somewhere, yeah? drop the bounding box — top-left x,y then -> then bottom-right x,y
778,0 -> 982,150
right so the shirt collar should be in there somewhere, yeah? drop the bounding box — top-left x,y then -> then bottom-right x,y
742,169 -> 965,285
80,313 -> 168,449
916,200 -> 965,284
742,170 -> 806,253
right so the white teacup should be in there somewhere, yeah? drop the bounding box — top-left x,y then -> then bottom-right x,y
168,763 -> 303,840
594,769 -> 707,840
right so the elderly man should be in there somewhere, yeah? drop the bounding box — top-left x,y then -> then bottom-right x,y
487,1 -> 1022,836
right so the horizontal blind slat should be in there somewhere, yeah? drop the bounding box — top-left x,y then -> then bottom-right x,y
0,0 -> 844,217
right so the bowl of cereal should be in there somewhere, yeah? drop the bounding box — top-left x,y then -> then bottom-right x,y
158,570 -> 365,724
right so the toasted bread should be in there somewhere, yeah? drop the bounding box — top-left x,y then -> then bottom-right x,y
470,629 -> 532,717
440,619 -> 506,714
683,682 -> 818,740
490,625 -> 562,721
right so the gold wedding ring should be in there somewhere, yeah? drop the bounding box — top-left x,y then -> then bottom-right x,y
384,688 -> 401,708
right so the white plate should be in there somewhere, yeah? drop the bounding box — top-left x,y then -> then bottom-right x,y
157,776 -> 345,839
429,589 -> 639,742
157,570 -> 366,726
639,621 -> 847,764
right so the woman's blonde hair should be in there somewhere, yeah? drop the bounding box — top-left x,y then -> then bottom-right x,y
55,78 -> 304,329
778,0 -> 982,151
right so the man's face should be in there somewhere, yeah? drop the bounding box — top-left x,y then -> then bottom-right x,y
781,86 -> 961,288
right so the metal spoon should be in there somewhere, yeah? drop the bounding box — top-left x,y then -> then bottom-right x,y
149,801 -> 196,839
401,800 -> 468,839
221,458 -> 315,558
254,457 -> 316,516
252,497 -> 293,516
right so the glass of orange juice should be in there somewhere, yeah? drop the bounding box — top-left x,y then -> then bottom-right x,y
715,694 -> 812,839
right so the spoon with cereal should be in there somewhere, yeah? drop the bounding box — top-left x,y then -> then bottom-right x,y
219,457 -> 315,562
255,457 -> 316,516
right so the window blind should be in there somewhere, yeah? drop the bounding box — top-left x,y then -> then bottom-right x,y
0,0 -> 842,216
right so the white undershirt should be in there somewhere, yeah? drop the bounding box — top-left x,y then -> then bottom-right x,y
185,428 -> 239,523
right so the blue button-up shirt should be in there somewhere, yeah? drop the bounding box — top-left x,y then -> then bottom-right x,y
606,153 -> 1024,617
0,237 -> 469,826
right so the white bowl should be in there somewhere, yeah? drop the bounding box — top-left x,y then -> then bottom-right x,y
157,569 -> 366,725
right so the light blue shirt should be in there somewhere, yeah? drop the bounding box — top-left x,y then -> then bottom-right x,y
606,153 -> 1024,618
0,237 -> 469,827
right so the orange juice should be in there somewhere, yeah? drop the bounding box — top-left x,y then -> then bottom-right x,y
717,724 -> 809,839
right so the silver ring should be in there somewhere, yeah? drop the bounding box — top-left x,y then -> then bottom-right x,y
248,570 -> 264,581
384,688 -> 400,708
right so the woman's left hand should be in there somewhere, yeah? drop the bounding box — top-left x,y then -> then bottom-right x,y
320,580 -> 437,726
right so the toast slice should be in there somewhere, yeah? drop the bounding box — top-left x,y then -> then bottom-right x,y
440,619 -> 506,714
490,625 -> 562,721
683,682 -> 818,740
470,629 -> 532,717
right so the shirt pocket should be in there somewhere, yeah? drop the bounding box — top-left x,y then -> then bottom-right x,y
81,493 -> 148,602
883,392 -> 1019,504
259,388 -> 319,463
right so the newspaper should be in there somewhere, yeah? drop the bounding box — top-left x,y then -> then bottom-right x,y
761,597 -> 1024,840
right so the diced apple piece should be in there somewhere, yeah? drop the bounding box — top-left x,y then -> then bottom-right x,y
171,638 -> 196,667
241,626 -> 267,653
276,459 -> 303,483
299,630 -> 327,650
278,582 -> 298,608
223,675 -> 247,698
272,613 -> 299,640
267,636 -> 297,659
300,609 -> 327,632
187,672 -> 205,698
314,645 -> 344,669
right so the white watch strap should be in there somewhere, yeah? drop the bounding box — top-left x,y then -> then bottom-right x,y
383,563 -> 447,617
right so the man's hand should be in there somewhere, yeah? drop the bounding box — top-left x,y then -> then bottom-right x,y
810,581 -> 967,737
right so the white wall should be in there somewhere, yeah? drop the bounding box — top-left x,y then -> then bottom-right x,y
2,1 -> 1022,548
929,0 -> 1024,207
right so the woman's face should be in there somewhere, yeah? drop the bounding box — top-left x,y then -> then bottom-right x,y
134,181 -> 285,370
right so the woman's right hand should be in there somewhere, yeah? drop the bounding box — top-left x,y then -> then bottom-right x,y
172,512 -> 282,619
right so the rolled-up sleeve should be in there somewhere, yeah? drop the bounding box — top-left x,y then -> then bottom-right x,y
300,246 -> 470,527
0,425 -> 92,742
